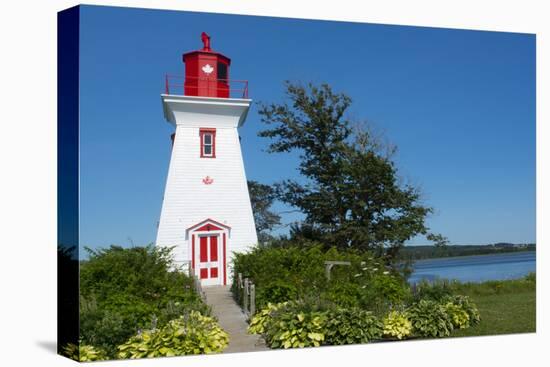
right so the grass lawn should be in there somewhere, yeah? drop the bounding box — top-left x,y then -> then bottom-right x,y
450,280 -> 536,337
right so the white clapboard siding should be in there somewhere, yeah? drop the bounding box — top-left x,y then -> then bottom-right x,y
156,95 -> 258,284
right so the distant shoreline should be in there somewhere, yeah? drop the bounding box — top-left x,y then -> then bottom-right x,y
400,243 -> 536,260
412,249 -> 536,265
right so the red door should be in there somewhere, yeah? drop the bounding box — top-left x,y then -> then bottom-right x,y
198,235 -> 219,281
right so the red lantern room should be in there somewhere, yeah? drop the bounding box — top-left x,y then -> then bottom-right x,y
182,32 -> 231,98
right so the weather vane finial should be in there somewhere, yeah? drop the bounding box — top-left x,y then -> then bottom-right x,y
201,32 -> 211,51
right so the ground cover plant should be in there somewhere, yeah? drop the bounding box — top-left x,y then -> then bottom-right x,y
247,291 -> 482,348
117,311 -> 229,358
383,311 -> 413,340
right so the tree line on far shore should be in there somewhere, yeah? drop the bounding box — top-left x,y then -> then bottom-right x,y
398,243 -> 536,260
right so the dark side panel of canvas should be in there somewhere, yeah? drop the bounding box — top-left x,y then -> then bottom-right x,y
57,5 -> 80,358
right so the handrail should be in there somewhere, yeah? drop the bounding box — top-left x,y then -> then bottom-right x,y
164,74 -> 249,99
189,267 -> 206,301
237,272 -> 255,318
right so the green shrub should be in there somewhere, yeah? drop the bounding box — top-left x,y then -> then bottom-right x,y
371,275 -> 410,304
360,274 -> 411,313
62,343 -> 107,362
231,244 -> 406,314
383,311 -> 413,340
117,311 -> 228,359
444,295 -> 481,326
413,280 -> 454,302
248,302 -> 289,335
324,308 -> 383,345
322,282 -> 362,309
79,245 -> 207,358
79,295 -> 130,357
231,245 -> 330,306
264,305 -> 328,349
407,299 -> 454,338
257,281 -> 298,307
444,302 -> 470,329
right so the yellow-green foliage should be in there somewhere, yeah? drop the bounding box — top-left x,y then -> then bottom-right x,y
117,311 -> 228,359
62,343 -> 107,362
266,310 -> 328,349
445,295 -> 481,326
248,302 -> 288,335
445,302 -> 470,329
407,299 -> 454,338
383,311 -> 413,340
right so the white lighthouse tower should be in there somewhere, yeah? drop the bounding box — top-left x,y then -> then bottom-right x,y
156,33 -> 257,286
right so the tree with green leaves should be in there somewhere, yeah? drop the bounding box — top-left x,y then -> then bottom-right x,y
248,180 -> 281,244
257,81 -> 437,260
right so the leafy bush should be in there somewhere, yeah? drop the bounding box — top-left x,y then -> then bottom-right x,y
407,299 -> 454,338
231,245 -> 329,306
232,244 -> 407,314
264,303 -> 328,348
324,308 -> 383,345
413,280 -> 454,302
444,295 -> 480,326
370,275 -> 410,305
383,311 -> 413,340
248,302 -> 289,335
62,343 -> 107,362
360,274 -> 411,313
79,245 -> 208,358
117,311 -> 228,359
444,302 -> 470,329
322,282 -> 362,309
253,300 -> 385,348
257,281 -> 298,308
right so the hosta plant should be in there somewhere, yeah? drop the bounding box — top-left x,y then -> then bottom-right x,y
117,311 -> 228,359
248,302 -> 289,335
264,309 -> 328,349
383,311 -> 413,340
325,308 -> 383,345
62,343 -> 107,362
407,299 -> 454,338
444,302 -> 470,329
444,295 -> 481,326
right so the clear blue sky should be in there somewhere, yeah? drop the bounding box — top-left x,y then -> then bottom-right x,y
78,5 -> 536,255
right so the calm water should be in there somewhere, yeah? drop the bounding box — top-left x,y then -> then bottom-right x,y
409,251 -> 536,283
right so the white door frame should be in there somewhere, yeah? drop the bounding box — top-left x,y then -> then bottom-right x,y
186,218 -> 230,286
195,231 -> 223,286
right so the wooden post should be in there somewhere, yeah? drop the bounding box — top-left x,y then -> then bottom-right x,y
250,283 -> 256,316
325,263 -> 333,281
243,278 -> 249,314
237,273 -> 243,303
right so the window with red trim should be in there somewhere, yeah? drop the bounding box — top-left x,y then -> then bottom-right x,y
199,128 -> 216,158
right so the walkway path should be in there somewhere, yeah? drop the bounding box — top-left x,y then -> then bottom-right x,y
203,286 -> 268,353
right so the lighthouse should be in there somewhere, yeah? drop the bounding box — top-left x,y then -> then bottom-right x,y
156,33 -> 258,286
